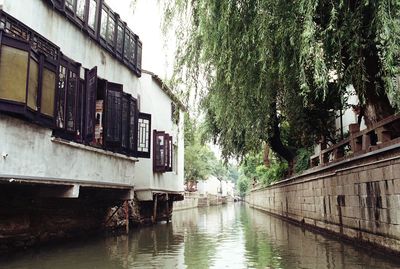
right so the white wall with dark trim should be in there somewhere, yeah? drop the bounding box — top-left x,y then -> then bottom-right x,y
0,0 -> 184,194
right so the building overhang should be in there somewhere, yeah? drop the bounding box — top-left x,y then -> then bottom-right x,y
0,174 -> 134,200
135,188 -> 184,201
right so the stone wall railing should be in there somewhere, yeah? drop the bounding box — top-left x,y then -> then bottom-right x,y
311,114 -> 400,167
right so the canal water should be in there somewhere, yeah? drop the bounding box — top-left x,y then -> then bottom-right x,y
0,203 -> 399,269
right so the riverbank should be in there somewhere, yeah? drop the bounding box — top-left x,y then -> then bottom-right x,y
174,192 -> 231,211
246,144 -> 400,255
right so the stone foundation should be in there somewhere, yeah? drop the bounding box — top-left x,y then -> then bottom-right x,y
174,193 -> 199,211
247,144 -> 400,254
0,185 -> 133,253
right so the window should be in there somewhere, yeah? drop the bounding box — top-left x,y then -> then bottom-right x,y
136,40 -> 142,72
41,0 -> 142,76
83,66 -> 97,144
153,130 -> 173,173
123,29 -> 132,65
76,0 -> 86,21
88,0 -> 98,31
55,55 -> 80,138
100,8 -> 108,40
166,135 -> 173,171
65,0 -> 75,11
153,131 -> 165,172
41,66 -> 57,118
65,0 -> 85,25
0,44 -> 29,104
0,32 -> 57,126
173,144 -> 178,173
129,35 -> 136,67
27,56 -> 39,111
104,82 -> 122,149
128,97 -> 138,155
107,14 -> 115,47
100,4 -> 116,50
137,113 -> 151,158
116,21 -> 125,59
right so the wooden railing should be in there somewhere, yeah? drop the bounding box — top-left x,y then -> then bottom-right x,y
310,114 -> 400,168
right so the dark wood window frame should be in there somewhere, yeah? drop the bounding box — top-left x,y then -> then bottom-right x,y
136,39 -> 142,74
0,30 -> 58,127
0,11 -> 149,158
103,81 -> 123,149
166,135 -> 173,172
43,0 -> 142,77
99,3 -> 118,53
153,130 -> 166,173
54,54 -> 81,140
153,130 -> 173,173
115,19 -> 125,61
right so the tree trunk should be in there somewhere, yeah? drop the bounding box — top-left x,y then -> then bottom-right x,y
266,101 -> 295,168
359,4 -> 394,127
263,143 -> 270,167
362,51 -> 394,127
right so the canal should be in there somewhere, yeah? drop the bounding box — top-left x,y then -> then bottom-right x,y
0,203 -> 399,269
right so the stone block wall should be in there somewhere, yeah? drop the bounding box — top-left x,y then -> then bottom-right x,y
247,145 -> 400,254
174,193 -> 199,211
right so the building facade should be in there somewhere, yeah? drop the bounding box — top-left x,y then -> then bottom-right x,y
0,0 -> 184,239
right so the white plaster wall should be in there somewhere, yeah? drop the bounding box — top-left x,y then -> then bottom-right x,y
135,73 -> 184,194
0,0 -> 185,192
0,115 -> 135,184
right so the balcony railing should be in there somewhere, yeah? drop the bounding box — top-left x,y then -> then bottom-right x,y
310,114 -> 400,167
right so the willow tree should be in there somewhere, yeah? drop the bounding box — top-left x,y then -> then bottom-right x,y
164,0 -> 400,165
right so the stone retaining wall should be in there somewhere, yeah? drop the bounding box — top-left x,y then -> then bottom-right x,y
174,194 -> 199,211
247,144 -> 400,254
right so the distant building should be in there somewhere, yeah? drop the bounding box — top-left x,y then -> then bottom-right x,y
198,176 -> 235,198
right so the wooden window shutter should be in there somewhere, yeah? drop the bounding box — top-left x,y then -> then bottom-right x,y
128,96 -> 138,156
84,66 -> 97,144
164,133 -> 170,171
167,135 -> 173,172
153,130 -> 166,173
121,92 -> 130,152
104,82 -> 122,149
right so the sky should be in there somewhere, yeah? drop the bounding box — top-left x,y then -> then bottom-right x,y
106,0 -> 175,80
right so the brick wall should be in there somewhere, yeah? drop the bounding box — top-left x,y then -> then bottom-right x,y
247,144 -> 400,254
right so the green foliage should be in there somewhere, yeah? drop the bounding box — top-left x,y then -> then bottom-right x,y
294,148 -> 313,174
164,0 -> 399,163
184,114 -> 217,182
239,147 -> 288,189
257,162 -> 288,186
237,176 -> 250,196
227,165 -> 239,184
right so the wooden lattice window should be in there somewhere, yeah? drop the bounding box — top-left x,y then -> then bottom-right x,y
55,55 -> 81,138
137,113 -> 151,158
0,31 -> 57,127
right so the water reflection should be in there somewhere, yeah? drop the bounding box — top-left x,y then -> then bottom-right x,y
0,203 -> 399,269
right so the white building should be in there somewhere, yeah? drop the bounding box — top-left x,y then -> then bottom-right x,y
197,176 -> 235,198
0,0 -> 184,219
